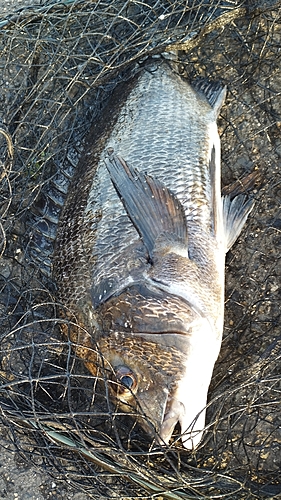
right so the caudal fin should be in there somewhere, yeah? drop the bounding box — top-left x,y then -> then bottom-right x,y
193,79 -> 227,116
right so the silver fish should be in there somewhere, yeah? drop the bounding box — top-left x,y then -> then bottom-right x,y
53,59 -> 254,449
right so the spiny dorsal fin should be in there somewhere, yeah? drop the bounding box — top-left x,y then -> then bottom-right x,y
104,151 -> 188,260
223,194 -> 255,252
193,79 -> 226,116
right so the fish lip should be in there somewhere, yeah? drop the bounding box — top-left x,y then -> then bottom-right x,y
157,398 -> 206,450
157,399 -> 185,446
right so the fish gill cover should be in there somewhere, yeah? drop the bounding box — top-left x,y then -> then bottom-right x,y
0,0 -> 280,498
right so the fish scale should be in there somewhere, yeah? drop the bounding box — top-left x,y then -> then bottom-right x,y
88,63 -> 220,298
53,57 -> 254,449
101,65 -> 213,222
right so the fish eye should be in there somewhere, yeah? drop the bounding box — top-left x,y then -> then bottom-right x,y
120,374 -> 135,390
114,366 -> 138,395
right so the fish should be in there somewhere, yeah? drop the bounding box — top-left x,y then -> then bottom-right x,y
53,57 -> 254,449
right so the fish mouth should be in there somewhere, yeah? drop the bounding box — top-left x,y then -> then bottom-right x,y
158,398 -> 206,450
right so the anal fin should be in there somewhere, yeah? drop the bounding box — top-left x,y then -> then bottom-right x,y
222,169 -> 261,199
223,194 -> 254,252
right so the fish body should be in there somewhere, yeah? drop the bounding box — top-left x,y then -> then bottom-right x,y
53,59 -> 253,449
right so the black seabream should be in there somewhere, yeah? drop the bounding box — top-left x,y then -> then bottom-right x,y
53,58 -> 254,449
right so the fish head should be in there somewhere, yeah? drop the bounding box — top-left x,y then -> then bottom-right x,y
98,332 -> 182,439
98,313 -> 221,450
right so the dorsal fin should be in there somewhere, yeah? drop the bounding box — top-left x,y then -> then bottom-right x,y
104,151 -> 188,260
193,79 -> 226,116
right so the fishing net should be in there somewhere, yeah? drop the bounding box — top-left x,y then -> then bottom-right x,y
0,0 -> 281,498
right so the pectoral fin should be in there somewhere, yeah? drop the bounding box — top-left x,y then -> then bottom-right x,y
104,151 -> 188,260
223,194 -> 254,252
